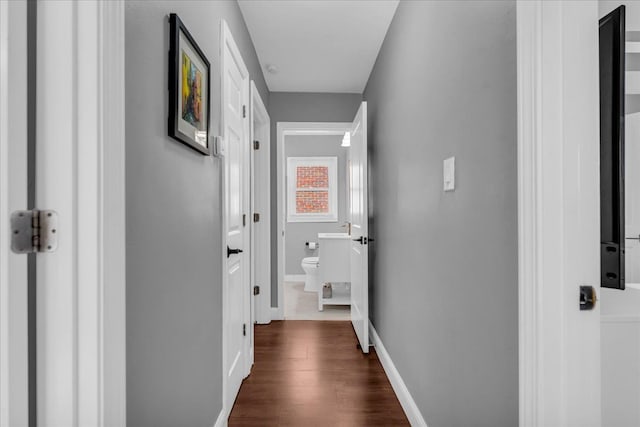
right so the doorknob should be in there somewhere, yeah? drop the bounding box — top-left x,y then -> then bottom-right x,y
227,246 -> 244,258
579,285 -> 597,310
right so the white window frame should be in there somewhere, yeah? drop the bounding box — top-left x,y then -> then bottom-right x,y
286,156 -> 338,223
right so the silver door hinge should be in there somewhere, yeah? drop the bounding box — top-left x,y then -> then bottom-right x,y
243,323 -> 247,336
253,213 -> 260,223
243,105 -> 246,118
253,285 -> 260,295
243,214 -> 247,227
11,210 -> 58,254
253,140 -> 260,150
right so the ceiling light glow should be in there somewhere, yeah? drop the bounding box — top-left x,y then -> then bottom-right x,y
341,132 -> 351,147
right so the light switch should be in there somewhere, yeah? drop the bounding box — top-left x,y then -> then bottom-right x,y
443,157 -> 455,192
212,136 -> 226,157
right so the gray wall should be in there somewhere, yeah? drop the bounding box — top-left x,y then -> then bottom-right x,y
125,2 -> 267,426
363,2 -> 518,426
284,135 -> 348,275
269,92 -> 361,304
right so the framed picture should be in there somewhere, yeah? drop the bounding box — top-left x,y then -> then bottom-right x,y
168,13 -> 211,155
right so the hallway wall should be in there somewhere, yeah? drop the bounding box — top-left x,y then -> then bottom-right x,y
125,2 -> 267,426
363,1 -> 518,426
268,92 -> 361,305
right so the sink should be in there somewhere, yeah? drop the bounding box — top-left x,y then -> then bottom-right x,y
317,232 -> 350,239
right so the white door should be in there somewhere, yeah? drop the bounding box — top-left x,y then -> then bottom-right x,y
1,1 -> 127,425
250,81 -> 271,327
2,1 -> 125,425
35,1 -> 126,425
349,102 -> 369,353
0,1 -> 29,425
221,20 -> 251,412
518,2 -> 600,425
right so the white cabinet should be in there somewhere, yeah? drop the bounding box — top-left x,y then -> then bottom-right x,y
317,233 -> 351,311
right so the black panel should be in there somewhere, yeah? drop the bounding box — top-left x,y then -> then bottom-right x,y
27,1 -> 37,425
600,6 -> 626,290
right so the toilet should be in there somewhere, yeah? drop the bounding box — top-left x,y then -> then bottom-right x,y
301,257 -> 320,292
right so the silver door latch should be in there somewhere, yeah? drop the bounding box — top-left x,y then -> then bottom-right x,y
11,210 -> 58,254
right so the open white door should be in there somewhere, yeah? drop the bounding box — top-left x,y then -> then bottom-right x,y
34,1 -> 126,425
518,2 -> 600,425
349,102 -> 369,353
221,20 -> 251,413
2,2 -> 125,425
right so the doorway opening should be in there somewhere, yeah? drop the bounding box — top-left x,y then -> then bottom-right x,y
276,122 -> 352,321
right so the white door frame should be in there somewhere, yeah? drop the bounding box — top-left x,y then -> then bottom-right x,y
275,122 -> 351,320
220,18 -> 251,416
0,1 -> 29,425
34,1 -> 126,426
517,1 -> 601,426
250,81 -> 271,328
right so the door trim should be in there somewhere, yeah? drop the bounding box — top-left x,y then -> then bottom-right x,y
249,80 -> 271,327
0,1 -> 29,425
35,1 -> 126,425
275,122 -> 351,319
517,4 -> 544,421
517,1 -> 601,425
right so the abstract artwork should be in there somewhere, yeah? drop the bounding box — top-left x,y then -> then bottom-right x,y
181,52 -> 202,127
168,14 -> 211,155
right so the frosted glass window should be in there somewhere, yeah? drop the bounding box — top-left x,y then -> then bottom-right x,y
287,157 -> 337,222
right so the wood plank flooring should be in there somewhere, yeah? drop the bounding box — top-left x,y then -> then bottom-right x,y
229,321 -> 410,427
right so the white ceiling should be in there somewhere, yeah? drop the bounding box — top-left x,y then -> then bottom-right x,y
237,0 -> 399,94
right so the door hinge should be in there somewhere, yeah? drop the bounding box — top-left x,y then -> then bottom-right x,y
253,213 -> 260,223
243,323 -> 247,336
253,285 -> 260,295
253,140 -> 260,150
243,214 -> 247,227
11,210 -> 59,254
243,105 -> 246,118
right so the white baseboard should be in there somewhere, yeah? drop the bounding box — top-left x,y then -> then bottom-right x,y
271,307 -> 284,321
285,274 -> 306,282
213,407 -> 227,427
369,320 -> 428,427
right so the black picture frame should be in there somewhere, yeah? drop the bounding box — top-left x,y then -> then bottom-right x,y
168,13 -> 211,155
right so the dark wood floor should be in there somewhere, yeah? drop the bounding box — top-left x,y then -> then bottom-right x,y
229,321 -> 410,427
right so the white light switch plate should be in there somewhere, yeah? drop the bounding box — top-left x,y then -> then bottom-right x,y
212,136 -> 225,157
443,156 -> 455,191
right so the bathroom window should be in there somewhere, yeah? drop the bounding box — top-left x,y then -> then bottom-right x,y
287,157 -> 338,222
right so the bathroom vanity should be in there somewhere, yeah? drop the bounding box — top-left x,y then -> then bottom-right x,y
317,233 -> 351,311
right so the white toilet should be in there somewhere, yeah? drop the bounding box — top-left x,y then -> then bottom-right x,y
301,257 -> 320,292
